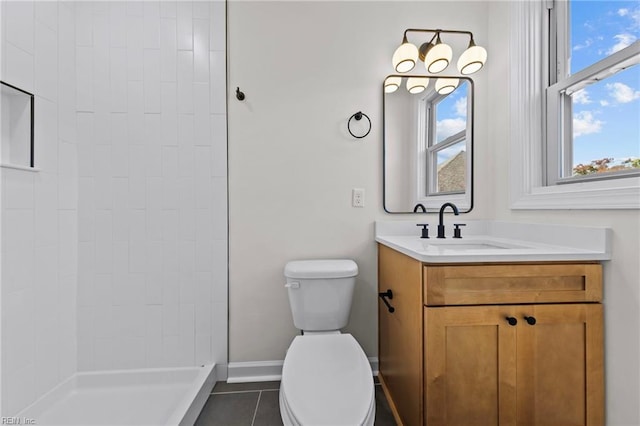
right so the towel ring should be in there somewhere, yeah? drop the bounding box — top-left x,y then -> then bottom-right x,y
347,111 -> 371,139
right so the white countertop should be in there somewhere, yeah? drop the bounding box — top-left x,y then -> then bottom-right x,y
375,220 -> 612,263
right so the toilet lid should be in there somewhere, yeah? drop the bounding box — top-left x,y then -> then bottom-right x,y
281,334 -> 374,426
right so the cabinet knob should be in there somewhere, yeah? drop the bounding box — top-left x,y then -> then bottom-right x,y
505,316 -> 518,326
524,316 -> 537,325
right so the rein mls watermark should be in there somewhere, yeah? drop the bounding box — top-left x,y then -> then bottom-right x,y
1,418 -> 36,425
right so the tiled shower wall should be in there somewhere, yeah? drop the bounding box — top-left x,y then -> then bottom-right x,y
0,0 -> 227,416
1,1 -> 78,415
74,1 -> 227,371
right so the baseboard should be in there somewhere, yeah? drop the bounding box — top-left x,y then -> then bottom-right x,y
227,357 -> 379,383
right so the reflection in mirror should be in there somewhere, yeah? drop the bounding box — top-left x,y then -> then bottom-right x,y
383,75 -> 473,213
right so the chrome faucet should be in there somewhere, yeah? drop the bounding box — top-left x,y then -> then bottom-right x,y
437,202 -> 459,238
413,203 -> 426,213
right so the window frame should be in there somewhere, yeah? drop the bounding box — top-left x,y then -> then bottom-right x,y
509,0 -> 640,210
415,85 -> 473,211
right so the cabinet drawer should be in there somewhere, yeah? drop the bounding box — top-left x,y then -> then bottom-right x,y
424,263 -> 602,306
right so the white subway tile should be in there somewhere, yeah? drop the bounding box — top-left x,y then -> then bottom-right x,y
112,241 -> 129,277
212,240 -> 227,304
127,47 -> 144,82
75,2 -> 93,46
180,308 -> 195,365
6,0 -> 35,54
195,302 -> 212,336
58,210 -> 78,277
127,1 -> 144,17
94,306 -> 115,339
77,242 -> 95,307
145,335 -> 164,367
194,177 -> 212,210
176,2 -> 192,51
112,177 -> 129,211
78,202 -> 95,243
75,46 -> 93,111
178,146 -> 195,178
161,112 -> 178,145
144,13 -> 160,49
211,114 -> 227,177
128,113 -> 145,146
179,207 -> 196,241
143,49 -> 162,113
160,19 -> 177,82
162,304 -> 180,336
93,145 -> 112,177
112,145 -> 130,178
36,1 -> 58,31
178,113 -> 194,146
177,51 -> 194,113
211,301 -> 227,364
110,48 -> 128,112
94,338 -> 114,370
5,365 -> 36,415
195,333 -> 212,366
193,2 -> 209,19
177,177 -> 196,210
193,82 -> 209,114
161,81 -> 178,115
161,146 -> 179,178
77,338 -> 94,371
195,271 -> 212,305
160,1 -> 177,18
109,2 -> 127,47
113,208 -> 129,242
194,146 -> 212,178
162,336 -> 182,367
129,177 -> 146,209
195,240 -> 213,273
95,238 -> 113,274
146,145 -> 162,177
59,104 -> 77,144
178,241 -> 196,272
193,19 -> 209,83
194,111 -> 211,147
35,23 -> 58,102
129,209 -> 147,242
93,14 -> 109,49
212,177 -> 227,239
210,1 -> 226,52
3,168 -> 35,209
180,271 -> 195,305
146,176 -> 163,212
210,51 -> 226,114
146,305 -> 163,338
94,209 -> 113,243
126,15 -> 144,50
5,42 -> 35,94
130,240 -> 146,273
93,112 -> 111,145
78,143 -> 94,178
34,98 -> 59,173
162,178 -> 179,210
162,209 -> 179,241
94,274 -> 113,307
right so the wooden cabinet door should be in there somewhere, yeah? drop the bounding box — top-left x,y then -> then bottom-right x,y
515,304 -> 604,426
424,305 -> 518,426
378,244 -> 423,426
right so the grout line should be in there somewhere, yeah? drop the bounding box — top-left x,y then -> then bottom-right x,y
250,390 -> 262,426
211,389 -> 263,395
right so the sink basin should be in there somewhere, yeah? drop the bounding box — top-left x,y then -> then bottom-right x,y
421,240 -> 524,251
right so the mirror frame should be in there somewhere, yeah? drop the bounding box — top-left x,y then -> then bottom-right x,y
382,75 -> 474,214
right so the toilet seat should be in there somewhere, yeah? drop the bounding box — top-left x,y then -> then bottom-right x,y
280,333 -> 375,426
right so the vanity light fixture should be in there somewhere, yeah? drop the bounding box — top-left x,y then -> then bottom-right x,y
435,77 -> 459,95
384,76 -> 402,93
406,77 -> 430,94
391,28 -> 487,75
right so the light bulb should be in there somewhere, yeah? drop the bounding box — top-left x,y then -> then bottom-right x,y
435,78 -> 459,95
406,77 -> 430,94
384,76 -> 402,93
392,40 -> 419,73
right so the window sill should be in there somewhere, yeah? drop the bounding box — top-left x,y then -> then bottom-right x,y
0,163 -> 40,172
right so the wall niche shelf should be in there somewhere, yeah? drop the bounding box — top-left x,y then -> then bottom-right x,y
1,80 -> 35,170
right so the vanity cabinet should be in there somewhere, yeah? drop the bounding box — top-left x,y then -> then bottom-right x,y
377,244 -> 604,426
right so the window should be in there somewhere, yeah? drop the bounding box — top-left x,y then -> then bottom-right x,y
547,0 -> 640,185
415,79 -> 472,211
509,0 -> 640,209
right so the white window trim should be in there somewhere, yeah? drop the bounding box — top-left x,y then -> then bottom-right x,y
509,0 -> 640,210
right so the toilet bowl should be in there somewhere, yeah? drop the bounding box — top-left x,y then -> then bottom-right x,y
280,334 -> 375,426
280,260 -> 375,426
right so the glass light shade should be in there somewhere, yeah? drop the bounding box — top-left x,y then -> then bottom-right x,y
392,42 -> 419,73
457,45 -> 487,75
384,76 -> 402,93
406,77 -> 429,94
424,42 -> 452,73
435,77 -> 459,95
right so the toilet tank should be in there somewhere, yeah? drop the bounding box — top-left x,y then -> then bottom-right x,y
284,259 -> 358,332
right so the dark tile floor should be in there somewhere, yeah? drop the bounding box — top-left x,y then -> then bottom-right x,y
195,377 -> 396,426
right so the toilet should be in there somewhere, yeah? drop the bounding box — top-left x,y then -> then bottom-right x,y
280,259 -> 375,426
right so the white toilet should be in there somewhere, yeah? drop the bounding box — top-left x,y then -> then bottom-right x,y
280,259 -> 375,426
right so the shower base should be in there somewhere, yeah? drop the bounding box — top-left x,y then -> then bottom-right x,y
17,364 -> 216,426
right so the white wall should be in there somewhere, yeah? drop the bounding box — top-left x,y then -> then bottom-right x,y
73,1 -> 228,372
227,1 -> 491,362
486,3 -> 640,424
1,1 -> 78,416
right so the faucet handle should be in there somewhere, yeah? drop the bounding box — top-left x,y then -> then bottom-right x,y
453,223 -> 466,239
416,223 -> 429,239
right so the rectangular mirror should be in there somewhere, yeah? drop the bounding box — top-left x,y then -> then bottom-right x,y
383,75 -> 473,213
